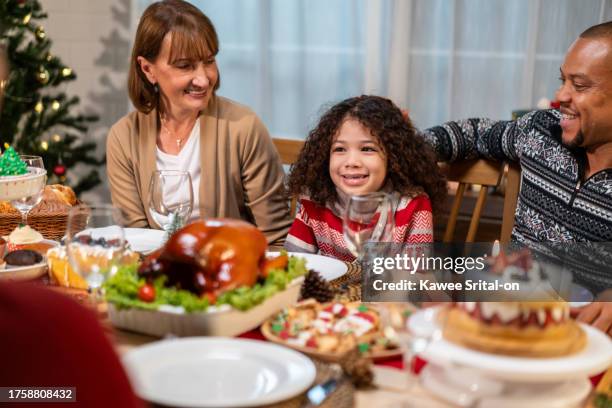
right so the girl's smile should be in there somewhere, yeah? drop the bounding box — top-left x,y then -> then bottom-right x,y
329,119 -> 387,196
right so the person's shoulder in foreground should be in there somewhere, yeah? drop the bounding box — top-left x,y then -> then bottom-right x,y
0,282 -> 143,408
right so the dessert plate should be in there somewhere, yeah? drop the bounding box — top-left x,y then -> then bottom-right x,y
261,300 -> 403,363
266,251 -> 347,281
410,307 -> 612,382
0,239 -> 59,281
0,261 -> 47,281
420,364 -> 592,408
124,228 -> 165,254
122,337 -> 316,407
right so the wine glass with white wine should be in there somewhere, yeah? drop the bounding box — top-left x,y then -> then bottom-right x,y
66,204 -> 128,306
148,170 -> 193,238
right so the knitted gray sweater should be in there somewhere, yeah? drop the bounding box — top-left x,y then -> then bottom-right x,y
422,109 -> 612,292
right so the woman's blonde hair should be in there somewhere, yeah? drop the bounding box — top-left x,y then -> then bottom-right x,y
128,0 -> 220,113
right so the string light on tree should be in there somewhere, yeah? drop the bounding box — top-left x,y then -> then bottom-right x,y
22,13 -> 31,24
40,141 -> 48,150
61,67 -> 72,77
51,100 -> 60,110
36,67 -> 49,84
52,134 -> 61,142
34,101 -> 43,113
35,26 -> 46,41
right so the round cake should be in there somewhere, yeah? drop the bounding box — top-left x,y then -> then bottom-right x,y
443,301 -> 586,357
444,249 -> 586,357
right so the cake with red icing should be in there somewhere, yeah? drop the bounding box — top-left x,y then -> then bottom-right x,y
443,251 -> 586,357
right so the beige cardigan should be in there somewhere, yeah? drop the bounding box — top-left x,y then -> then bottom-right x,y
106,95 -> 291,246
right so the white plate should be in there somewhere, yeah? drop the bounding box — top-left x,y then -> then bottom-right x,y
0,261 -> 47,280
0,239 -> 59,281
410,307 -> 612,382
421,364 -> 592,408
123,337 -> 316,407
267,251 -> 348,281
124,228 -> 165,254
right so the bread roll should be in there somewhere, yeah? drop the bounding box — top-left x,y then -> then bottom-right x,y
0,185 -> 76,216
30,198 -> 69,214
47,184 -> 77,206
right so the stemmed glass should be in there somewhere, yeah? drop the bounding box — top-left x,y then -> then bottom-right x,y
148,170 -> 193,238
10,155 -> 46,225
343,192 -> 394,261
380,303 -> 448,391
66,204 -> 128,305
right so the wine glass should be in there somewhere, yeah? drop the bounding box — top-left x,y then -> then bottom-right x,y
148,170 -> 193,238
10,155 -> 46,225
381,302 -> 448,391
343,192 -> 394,260
66,204 -> 127,304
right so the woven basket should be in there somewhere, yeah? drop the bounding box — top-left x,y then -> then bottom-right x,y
0,204 -> 71,241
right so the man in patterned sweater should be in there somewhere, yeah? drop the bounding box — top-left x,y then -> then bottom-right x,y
421,21 -> 612,335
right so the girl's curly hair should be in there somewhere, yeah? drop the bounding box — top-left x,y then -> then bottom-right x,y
288,95 -> 447,214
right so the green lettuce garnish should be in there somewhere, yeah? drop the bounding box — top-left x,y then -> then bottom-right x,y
103,252 -> 307,313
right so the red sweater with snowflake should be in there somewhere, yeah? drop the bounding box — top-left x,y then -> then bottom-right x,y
284,195 -> 433,262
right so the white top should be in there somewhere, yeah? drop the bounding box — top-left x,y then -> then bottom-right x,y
155,120 -> 201,221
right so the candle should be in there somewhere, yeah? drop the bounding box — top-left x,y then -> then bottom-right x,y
491,240 -> 500,257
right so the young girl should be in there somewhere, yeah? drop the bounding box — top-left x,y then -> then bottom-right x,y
285,95 -> 446,262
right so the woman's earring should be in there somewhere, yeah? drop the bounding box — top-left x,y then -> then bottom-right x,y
153,83 -> 159,93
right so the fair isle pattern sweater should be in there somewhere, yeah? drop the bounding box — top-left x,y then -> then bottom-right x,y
422,109 -> 612,291
284,195 -> 433,262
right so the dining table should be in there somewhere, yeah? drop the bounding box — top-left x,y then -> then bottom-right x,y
111,326 -> 451,408
42,253 -> 607,408
45,259 -> 454,408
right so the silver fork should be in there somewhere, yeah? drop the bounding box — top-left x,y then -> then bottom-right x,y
301,364 -> 345,407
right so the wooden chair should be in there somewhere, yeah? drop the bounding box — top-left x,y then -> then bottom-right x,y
272,138 -> 305,217
441,159 -> 505,243
272,137 -> 523,242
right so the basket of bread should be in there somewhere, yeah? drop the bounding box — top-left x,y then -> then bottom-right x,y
0,184 -> 77,240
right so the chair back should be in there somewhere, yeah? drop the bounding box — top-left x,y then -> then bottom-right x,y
441,159 -> 505,243
272,138 -> 305,217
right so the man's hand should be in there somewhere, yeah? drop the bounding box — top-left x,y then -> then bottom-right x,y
572,290 -> 612,336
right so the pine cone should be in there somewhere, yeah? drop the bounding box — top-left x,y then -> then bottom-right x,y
300,270 -> 335,302
340,348 -> 374,388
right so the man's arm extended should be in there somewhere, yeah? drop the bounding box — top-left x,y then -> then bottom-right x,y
419,109 -> 559,163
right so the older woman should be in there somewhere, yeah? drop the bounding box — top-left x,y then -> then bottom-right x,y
106,0 -> 290,246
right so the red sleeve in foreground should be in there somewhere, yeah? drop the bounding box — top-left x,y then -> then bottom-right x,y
0,282 -> 143,408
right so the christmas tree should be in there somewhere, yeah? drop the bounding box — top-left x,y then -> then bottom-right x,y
0,0 -> 102,195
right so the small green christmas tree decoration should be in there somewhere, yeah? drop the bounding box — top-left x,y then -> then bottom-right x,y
0,145 -> 27,176
0,0 -> 103,194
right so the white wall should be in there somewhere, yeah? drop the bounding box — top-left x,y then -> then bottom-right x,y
40,0 -> 134,202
